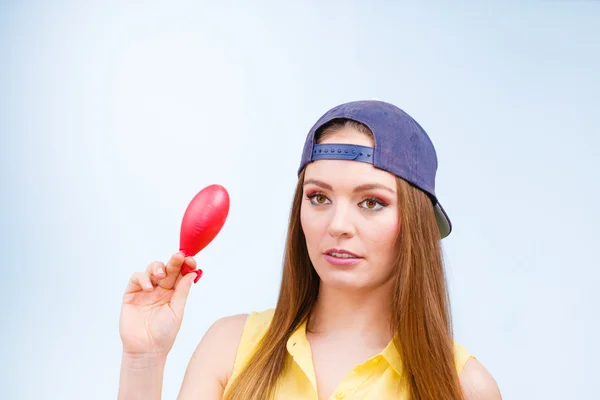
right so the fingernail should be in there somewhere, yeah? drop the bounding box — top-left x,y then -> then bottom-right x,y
157,267 -> 164,276
144,282 -> 153,289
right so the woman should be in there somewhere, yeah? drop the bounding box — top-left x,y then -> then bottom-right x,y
118,100 -> 502,399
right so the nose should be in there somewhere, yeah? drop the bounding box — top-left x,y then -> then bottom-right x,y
327,202 -> 355,239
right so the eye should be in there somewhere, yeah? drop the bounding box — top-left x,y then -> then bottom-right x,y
307,192 -> 331,206
359,198 -> 387,211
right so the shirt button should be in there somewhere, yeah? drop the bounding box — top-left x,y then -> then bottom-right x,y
335,393 -> 346,399
371,358 -> 380,365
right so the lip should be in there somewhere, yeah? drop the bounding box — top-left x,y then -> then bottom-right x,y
323,248 -> 363,266
324,248 -> 361,258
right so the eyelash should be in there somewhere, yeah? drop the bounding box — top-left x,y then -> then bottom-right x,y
305,191 -> 389,211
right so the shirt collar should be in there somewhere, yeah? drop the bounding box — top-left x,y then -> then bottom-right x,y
286,319 -> 318,389
381,338 -> 404,376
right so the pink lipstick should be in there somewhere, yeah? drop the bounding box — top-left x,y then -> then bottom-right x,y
323,248 -> 363,266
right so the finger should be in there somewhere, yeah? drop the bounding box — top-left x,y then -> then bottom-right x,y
183,256 -> 197,272
170,256 -> 198,288
124,271 -> 154,294
169,256 -> 199,289
157,252 -> 188,290
179,256 -> 198,281
170,269 -> 201,318
146,261 -> 167,284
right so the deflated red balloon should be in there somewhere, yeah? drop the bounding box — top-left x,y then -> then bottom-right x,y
179,184 -> 230,282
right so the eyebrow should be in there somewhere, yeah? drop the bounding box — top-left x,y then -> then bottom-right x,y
303,179 -> 395,194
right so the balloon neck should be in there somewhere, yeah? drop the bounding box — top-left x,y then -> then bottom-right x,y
181,263 -> 192,274
180,262 -> 202,283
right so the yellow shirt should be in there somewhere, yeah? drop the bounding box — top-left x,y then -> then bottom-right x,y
225,308 -> 475,400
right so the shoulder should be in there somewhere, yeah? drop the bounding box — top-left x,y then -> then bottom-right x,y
206,312 -> 251,338
451,343 -> 502,399
178,313 -> 250,397
186,308 -> 275,378
459,357 -> 502,400
238,307 -> 276,339
197,312 -> 251,364
226,308 -> 276,372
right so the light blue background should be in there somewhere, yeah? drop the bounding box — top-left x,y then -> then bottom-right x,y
1,1 -> 598,399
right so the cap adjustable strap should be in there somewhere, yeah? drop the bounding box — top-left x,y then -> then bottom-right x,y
311,143 -> 374,164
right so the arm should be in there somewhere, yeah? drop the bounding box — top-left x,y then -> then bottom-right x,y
460,358 -> 502,400
176,313 -> 249,400
118,353 -> 168,400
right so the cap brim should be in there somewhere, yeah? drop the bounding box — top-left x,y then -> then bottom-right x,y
434,202 -> 452,239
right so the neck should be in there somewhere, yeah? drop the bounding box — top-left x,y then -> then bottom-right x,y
307,280 -> 394,343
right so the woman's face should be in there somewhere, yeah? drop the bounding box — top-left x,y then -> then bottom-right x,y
300,127 -> 401,292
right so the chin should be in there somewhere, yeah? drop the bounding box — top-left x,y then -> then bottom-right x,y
313,262 -> 374,291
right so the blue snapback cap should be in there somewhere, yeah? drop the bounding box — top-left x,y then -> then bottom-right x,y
297,100 -> 452,239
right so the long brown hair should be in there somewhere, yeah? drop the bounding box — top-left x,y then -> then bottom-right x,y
223,119 -> 463,400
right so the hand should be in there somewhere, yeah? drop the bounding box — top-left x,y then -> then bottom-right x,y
119,252 -> 200,357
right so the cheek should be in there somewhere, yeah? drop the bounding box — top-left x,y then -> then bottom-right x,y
300,204 -> 324,245
367,217 -> 400,260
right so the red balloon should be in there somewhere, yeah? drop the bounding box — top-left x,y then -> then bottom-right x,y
179,184 -> 230,282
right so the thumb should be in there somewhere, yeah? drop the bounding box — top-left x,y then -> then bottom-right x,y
170,270 -> 202,318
